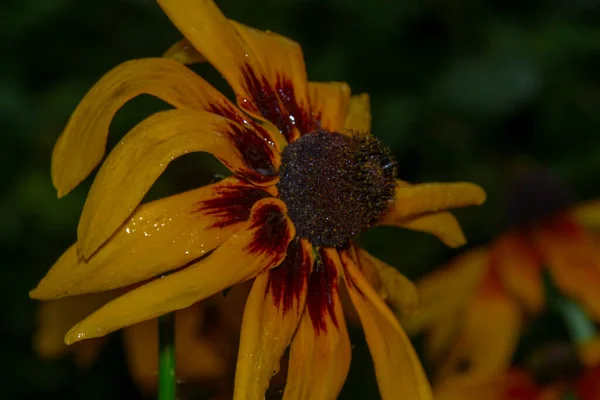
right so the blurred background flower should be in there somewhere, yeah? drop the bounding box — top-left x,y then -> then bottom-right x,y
3,0 -> 600,398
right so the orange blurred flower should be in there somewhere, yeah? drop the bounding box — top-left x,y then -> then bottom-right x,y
29,0 -> 486,398
403,199 -> 600,382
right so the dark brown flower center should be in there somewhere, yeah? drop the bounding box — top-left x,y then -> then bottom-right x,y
277,131 -> 397,247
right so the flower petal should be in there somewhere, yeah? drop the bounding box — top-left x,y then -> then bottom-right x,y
402,248 -> 488,335
34,292 -> 116,367
233,238 -> 312,400
52,58 -> 242,197
571,200 -> 600,230
283,249 -> 351,400
434,371 -> 543,400
534,216 -> 600,320
351,243 -> 418,317
77,110 -> 279,259
308,82 -> 351,132
158,0 -> 313,142
163,38 -> 206,65
122,302 -> 228,395
340,250 -> 432,400
387,211 -> 468,248
343,93 -> 371,133
491,231 -> 544,314
30,178 -> 268,299
379,181 -> 486,224
64,198 -> 295,343
436,270 -> 521,381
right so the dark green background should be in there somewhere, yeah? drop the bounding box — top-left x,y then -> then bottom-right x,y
2,0 -> 599,398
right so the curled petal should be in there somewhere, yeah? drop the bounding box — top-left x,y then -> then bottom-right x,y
77,110 -> 279,259
351,244 -> 418,317
491,231 -> 544,314
163,38 -> 206,65
308,82 -> 351,132
283,249 -> 351,400
343,93 -> 371,133
341,251 -> 432,400
122,303 -> 227,395
388,211 -> 468,248
234,238 -> 312,400
30,178 -> 271,299
534,216 -> 600,321
52,58 -> 238,197
380,181 -> 486,224
64,198 -> 295,343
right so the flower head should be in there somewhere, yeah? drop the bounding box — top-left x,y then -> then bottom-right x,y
30,0 -> 486,398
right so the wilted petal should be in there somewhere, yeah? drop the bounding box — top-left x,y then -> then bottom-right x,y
64,198 -> 295,344
77,109 -> 279,259
343,93 -> 371,133
30,178 -> 269,299
308,82 -> 351,132
283,249 -> 351,400
52,58 -> 238,197
340,250 -> 432,400
233,238 -> 312,400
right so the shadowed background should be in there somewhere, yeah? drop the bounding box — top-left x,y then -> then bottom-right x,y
2,0 -> 600,398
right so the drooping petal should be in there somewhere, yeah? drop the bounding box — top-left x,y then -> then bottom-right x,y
491,231 -> 544,314
308,82 -> 351,132
340,250 -> 432,400
52,58 -> 248,197
234,238 -> 312,400
122,303 -> 228,395
163,38 -> 206,65
64,198 -> 295,343
379,181 -> 486,224
77,110 -> 279,259
283,249 -> 351,400
33,292 -> 117,367
30,178 -> 269,299
534,215 -> 600,320
402,248 -> 489,335
571,200 -> 600,230
436,269 -> 522,381
351,244 -> 418,317
388,211 -> 468,248
343,93 -> 371,133
158,0 -> 313,142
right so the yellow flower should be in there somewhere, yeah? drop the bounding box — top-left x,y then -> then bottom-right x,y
404,200 -> 600,383
29,0 -> 486,398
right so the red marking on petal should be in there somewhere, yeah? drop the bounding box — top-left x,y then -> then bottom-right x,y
196,185 -> 271,228
223,122 -> 277,181
246,203 -> 292,256
240,64 -> 314,142
306,249 -> 339,334
266,238 -> 311,315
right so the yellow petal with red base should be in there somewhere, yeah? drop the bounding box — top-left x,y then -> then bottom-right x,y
343,93 -> 371,133
534,216 -> 600,320
341,250 -> 432,400
436,270 -> 521,381
308,82 -> 351,132
34,292 -> 117,367
234,238 -> 312,400
283,249 -> 351,400
163,38 -> 206,65
351,244 -> 418,316
77,110 -> 279,259
386,211 -> 468,248
64,198 -> 295,344
491,231 -> 544,314
52,58 -> 236,197
30,178 -> 267,299
402,248 -> 488,335
380,181 -> 486,224
122,303 -> 227,395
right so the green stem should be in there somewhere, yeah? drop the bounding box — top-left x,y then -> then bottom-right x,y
158,313 -> 176,400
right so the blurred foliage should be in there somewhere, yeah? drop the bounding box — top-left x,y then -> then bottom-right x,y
2,0 -> 600,398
